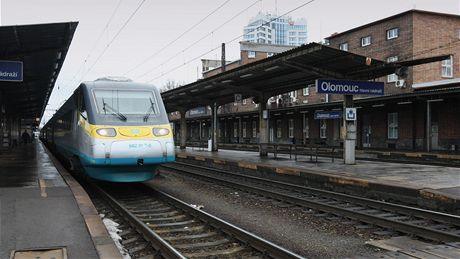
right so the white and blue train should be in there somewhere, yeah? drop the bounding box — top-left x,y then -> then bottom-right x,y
41,78 -> 175,182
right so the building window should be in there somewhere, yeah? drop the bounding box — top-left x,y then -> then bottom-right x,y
252,121 -> 257,138
442,56 -> 453,78
288,119 -> 294,138
387,28 -> 399,40
304,117 -> 309,139
339,42 -> 348,51
276,120 -> 282,138
320,120 -> 327,139
303,87 -> 309,96
248,51 -> 256,59
289,90 -> 297,99
234,122 -> 238,137
361,36 -> 372,47
242,122 -> 247,138
242,99 -> 247,105
387,56 -> 399,82
388,112 -> 398,139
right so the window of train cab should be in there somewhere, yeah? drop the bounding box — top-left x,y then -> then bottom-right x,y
77,88 -> 88,120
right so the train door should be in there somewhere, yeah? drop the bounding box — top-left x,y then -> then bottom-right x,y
269,126 -> 274,143
431,123 -> 439,150
333,119 -> 340,144
362,115 -> 371,148
429,103 -> 439,150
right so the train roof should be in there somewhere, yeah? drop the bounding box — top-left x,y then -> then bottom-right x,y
82,78 -> 159,90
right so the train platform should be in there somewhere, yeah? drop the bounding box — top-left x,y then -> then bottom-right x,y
0,142 -> 122,259
216,143 -> 460,166
175,148 -> 460,212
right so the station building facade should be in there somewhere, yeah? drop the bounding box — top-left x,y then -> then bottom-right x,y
171,10 -> 460,152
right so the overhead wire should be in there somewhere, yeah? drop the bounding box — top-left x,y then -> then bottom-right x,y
146,0 -> 317,83
136,0 -> 261,80
69,0 -> 124,86
123,0 -> 232,77
78,0 -> 147,83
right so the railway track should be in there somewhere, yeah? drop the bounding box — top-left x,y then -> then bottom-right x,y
160,162 -> 460,243
90,181 -> 303,259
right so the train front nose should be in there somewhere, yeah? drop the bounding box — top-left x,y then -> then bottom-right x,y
107,140 -> 175,165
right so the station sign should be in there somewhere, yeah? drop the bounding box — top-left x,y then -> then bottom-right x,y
316,79 -> 384,96
189,107 -> 207,116
0,60 -> 23,82
314,110 -> 342,120
345,108 -> 357,121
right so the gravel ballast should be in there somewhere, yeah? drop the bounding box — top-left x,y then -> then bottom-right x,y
147,171 -> 383,258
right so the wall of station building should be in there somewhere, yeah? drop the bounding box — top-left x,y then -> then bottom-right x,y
172,95 -> 460,151
327,11 -> 460,92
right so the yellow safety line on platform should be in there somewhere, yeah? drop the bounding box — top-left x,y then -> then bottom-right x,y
39,178 -> 47,198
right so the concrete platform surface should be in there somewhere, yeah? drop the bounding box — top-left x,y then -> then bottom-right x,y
176,148 -> 460,211
0,142 -> 99,259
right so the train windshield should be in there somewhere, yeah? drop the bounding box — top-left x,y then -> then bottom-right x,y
93,89 -> 159,116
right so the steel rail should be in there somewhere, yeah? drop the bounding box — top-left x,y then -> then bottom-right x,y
89,181 -> 186,259
152,188 -> 304,259
161,162 -> 460,243
170,162 -> 460,225
90,180 -> 303,259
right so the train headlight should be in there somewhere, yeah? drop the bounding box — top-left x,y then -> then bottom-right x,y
96,128 -> 117,137
153,128 -> 169,136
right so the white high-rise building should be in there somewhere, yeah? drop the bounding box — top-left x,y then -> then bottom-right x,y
243,12 -> 307,46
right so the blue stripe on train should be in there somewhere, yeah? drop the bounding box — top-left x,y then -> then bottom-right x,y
54,143 -> 175,182
84,166 -> 157,182
54,142 -> 175,166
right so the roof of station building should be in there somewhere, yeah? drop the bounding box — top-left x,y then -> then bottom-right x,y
161,42 -> 447,112
0,22 -> 78,122
325,9 -> 460,40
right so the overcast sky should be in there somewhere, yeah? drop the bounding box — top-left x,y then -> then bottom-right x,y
1,0 -> 459,121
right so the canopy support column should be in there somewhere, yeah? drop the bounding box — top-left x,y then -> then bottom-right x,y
211,103 -> 218,151
258,97 -> 269,156
179,109 -> 187,150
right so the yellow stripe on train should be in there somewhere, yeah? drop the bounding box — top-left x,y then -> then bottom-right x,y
78,115 -> 173,140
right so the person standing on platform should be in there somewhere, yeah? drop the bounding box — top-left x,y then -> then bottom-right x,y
22,130 -> 30,144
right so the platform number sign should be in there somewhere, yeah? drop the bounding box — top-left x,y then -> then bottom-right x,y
345,108 -> 357,121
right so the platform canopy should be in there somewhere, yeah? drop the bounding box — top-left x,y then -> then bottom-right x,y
0,22 -> 78,122
161,42 -> 448,112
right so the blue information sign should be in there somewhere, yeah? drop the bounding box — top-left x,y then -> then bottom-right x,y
314,111 -> 342,120
316,79 -> 384,96
189,107 -> 207,116
0,60 -> 23,82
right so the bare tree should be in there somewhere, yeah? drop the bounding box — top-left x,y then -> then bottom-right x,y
161,80 -> 183,93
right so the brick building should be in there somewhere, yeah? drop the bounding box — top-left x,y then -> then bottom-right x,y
324,10 -> 460,150
171,10 -> 460,152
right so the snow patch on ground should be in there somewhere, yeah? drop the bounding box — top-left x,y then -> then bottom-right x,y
100,214 -> 131,259
190,204 -> 204,210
